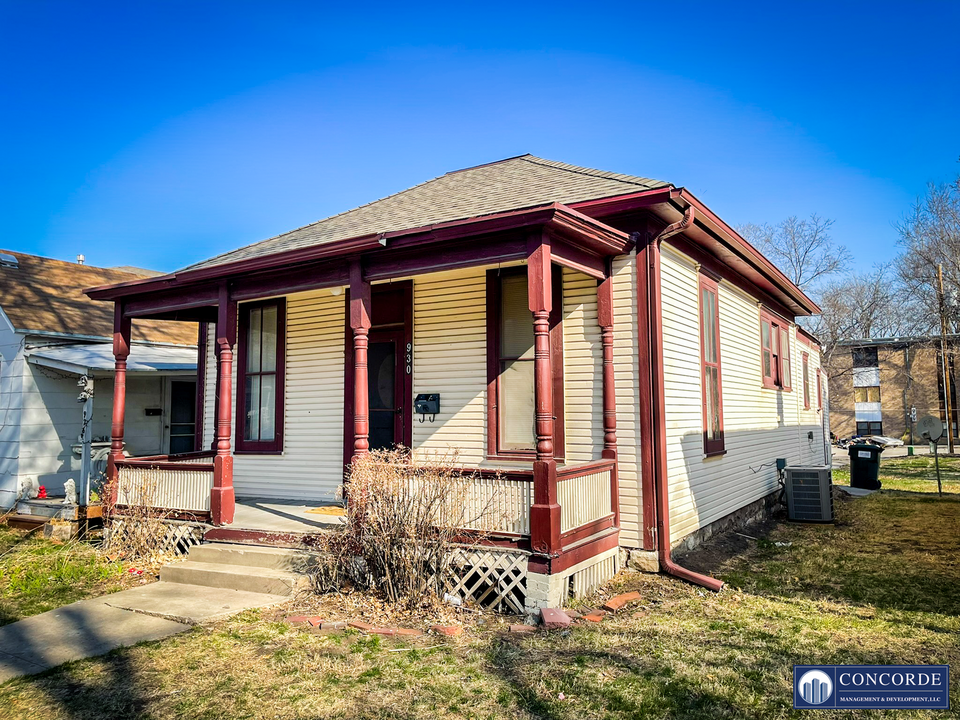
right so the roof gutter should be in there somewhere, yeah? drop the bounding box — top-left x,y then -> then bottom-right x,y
640,207 -> 724,592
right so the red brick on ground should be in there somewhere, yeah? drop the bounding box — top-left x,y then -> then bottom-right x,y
348,620 -> 374,631
396,628 -> 423,637
565,609 -> 583,619
371,627 -> 396,636
584,611 -> 607,623
510,624 -> 536,633
307,617 -> 324,627
431,625 -> 463,637
602,591 -> 642,612
285,615 -> 312,624
540,608 -> 572,629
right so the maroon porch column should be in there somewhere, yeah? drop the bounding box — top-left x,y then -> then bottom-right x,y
597,271 -> 620,527
211,285 -> 236,526
350,260 -> 372,460
106,303 -> 131,500
527,234 -> 561,555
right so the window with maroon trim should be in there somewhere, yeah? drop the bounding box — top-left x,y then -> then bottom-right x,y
236,299 -> 285,453
817,371 -> 822,410
486,267 -> 564,460
699,275 -> 724,455
760,310 -> 793,390
802,352 -> 811,409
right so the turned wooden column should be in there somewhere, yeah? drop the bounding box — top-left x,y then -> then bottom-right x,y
350,260 -> 372,460
211,284 -> 236,526
527,233 -> 561,556
597,270 -> 620,527
106,303 -> 131,498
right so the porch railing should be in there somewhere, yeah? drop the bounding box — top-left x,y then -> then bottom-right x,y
459,470 -> 534,536
557,459 -> 617,540
115,451 -> 216,515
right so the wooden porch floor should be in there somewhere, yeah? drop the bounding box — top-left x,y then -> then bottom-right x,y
231,498 -> 345,533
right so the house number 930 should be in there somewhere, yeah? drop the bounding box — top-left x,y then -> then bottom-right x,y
406,343 -> 412,374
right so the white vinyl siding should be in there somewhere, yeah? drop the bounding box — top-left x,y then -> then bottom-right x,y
411,268 -> 487,464
231,290 -> 345,501
611,254 -> 644,547
660,243 -> 825,544
201,323 -> 216,450
562,268 -> 602,464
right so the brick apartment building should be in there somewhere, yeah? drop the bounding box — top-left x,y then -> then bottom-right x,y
828,336 -> 957,444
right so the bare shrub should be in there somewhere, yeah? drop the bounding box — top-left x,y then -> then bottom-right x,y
319,447 -> 501,608
101,466 -> 180,568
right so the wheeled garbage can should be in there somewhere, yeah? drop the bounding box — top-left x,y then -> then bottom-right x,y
848,443 -> 882,490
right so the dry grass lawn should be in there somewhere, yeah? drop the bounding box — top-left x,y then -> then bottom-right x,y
0,485 -> 957,719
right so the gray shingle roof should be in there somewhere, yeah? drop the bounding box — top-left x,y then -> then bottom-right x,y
183,155 -> 669,271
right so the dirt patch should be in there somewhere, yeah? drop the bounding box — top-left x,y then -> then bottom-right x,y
675,513 -> 782,576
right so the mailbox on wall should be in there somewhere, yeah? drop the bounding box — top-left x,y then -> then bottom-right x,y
414,394 -> 440,422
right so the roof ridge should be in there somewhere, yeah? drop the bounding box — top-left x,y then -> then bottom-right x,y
0,249 -> 146,278
519,156 -> 660,188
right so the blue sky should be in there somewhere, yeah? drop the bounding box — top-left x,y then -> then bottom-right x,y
2,1 -> 957,273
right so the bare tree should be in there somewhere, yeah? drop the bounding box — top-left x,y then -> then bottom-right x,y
739,214 -> 852,291
896,176 -> 960,333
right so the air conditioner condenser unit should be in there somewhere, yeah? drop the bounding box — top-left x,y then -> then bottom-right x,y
784,465 -> 833,522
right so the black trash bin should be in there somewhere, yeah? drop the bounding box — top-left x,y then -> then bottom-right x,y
849,443 -> 883,490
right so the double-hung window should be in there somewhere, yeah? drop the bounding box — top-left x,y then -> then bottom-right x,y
236,300 -> 285,453
486,268 -> 564,459
699,274 -> 724,455
760,310 -> 792,390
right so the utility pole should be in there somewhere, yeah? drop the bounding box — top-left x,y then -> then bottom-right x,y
938,265 -> 955,453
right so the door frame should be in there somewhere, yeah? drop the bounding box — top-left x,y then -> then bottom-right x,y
163,376 -> 199,455
343,281 -> 413,468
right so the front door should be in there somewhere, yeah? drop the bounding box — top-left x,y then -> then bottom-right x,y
367,328 -> 406,451
167,380 -> 197,455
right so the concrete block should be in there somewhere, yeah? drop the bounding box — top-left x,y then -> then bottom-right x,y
627,550 -> 660,573
43,521 -> 77,543
321,620 -> 347,631
540,608 -> 572,629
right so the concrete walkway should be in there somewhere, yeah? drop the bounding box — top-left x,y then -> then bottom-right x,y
0,582 -> 288,683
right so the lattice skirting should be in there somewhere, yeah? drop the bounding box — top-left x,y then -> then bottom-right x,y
106,517 -> 208,556
434,546 -> 529,614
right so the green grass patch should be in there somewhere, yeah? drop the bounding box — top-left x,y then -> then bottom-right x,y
0,489 -> 957,718
0,526 -> 126,625
833,454 -> 960,494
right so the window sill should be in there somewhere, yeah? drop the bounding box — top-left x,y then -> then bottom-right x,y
703,450 -> 726,459
234,449 -> 283,456
485,453 -> 566,463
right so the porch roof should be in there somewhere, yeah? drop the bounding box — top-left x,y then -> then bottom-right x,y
26,342 -> 197,376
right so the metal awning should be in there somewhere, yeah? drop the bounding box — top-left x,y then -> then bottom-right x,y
26,342 -> 196,375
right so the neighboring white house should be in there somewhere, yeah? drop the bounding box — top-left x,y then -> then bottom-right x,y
0,250 -> 199,507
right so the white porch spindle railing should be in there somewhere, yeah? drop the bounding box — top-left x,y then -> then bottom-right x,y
558,466 -> 613,534
116,464 -> 214,513
459,475 -> 533,535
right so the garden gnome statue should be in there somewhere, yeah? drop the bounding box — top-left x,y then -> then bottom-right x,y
63,479 -> 78,505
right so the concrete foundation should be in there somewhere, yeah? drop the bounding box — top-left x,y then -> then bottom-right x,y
671,490 -> 779,556
524,546 -> 620,615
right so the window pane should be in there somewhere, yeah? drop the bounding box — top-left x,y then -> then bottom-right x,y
761,320 -> 772,378
705,366 -> 721,441
780,328 -> 790,388
259,375 -> 276,441
500,274 -> 534,359
500,359 -> 535,450
763,349 -> 772,379
702,288 -> 717,363
247,306 -> 262,373
244,375 -> 261,441
261,305 -> 278,372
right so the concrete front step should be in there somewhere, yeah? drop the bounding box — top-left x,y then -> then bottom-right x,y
160,561 -> 307,597
188,543 -> 318,572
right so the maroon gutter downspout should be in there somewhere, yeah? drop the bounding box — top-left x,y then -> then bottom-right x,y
642,205 -> 724,592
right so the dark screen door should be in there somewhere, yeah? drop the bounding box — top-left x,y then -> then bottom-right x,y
169,380 -> 197,455
367,331 -> 405,451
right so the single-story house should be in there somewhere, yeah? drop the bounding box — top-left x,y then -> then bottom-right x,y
0,250 -> 199,508
86,155 -> 827,609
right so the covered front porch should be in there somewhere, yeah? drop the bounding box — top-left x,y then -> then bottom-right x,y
89,202 -> 634,607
